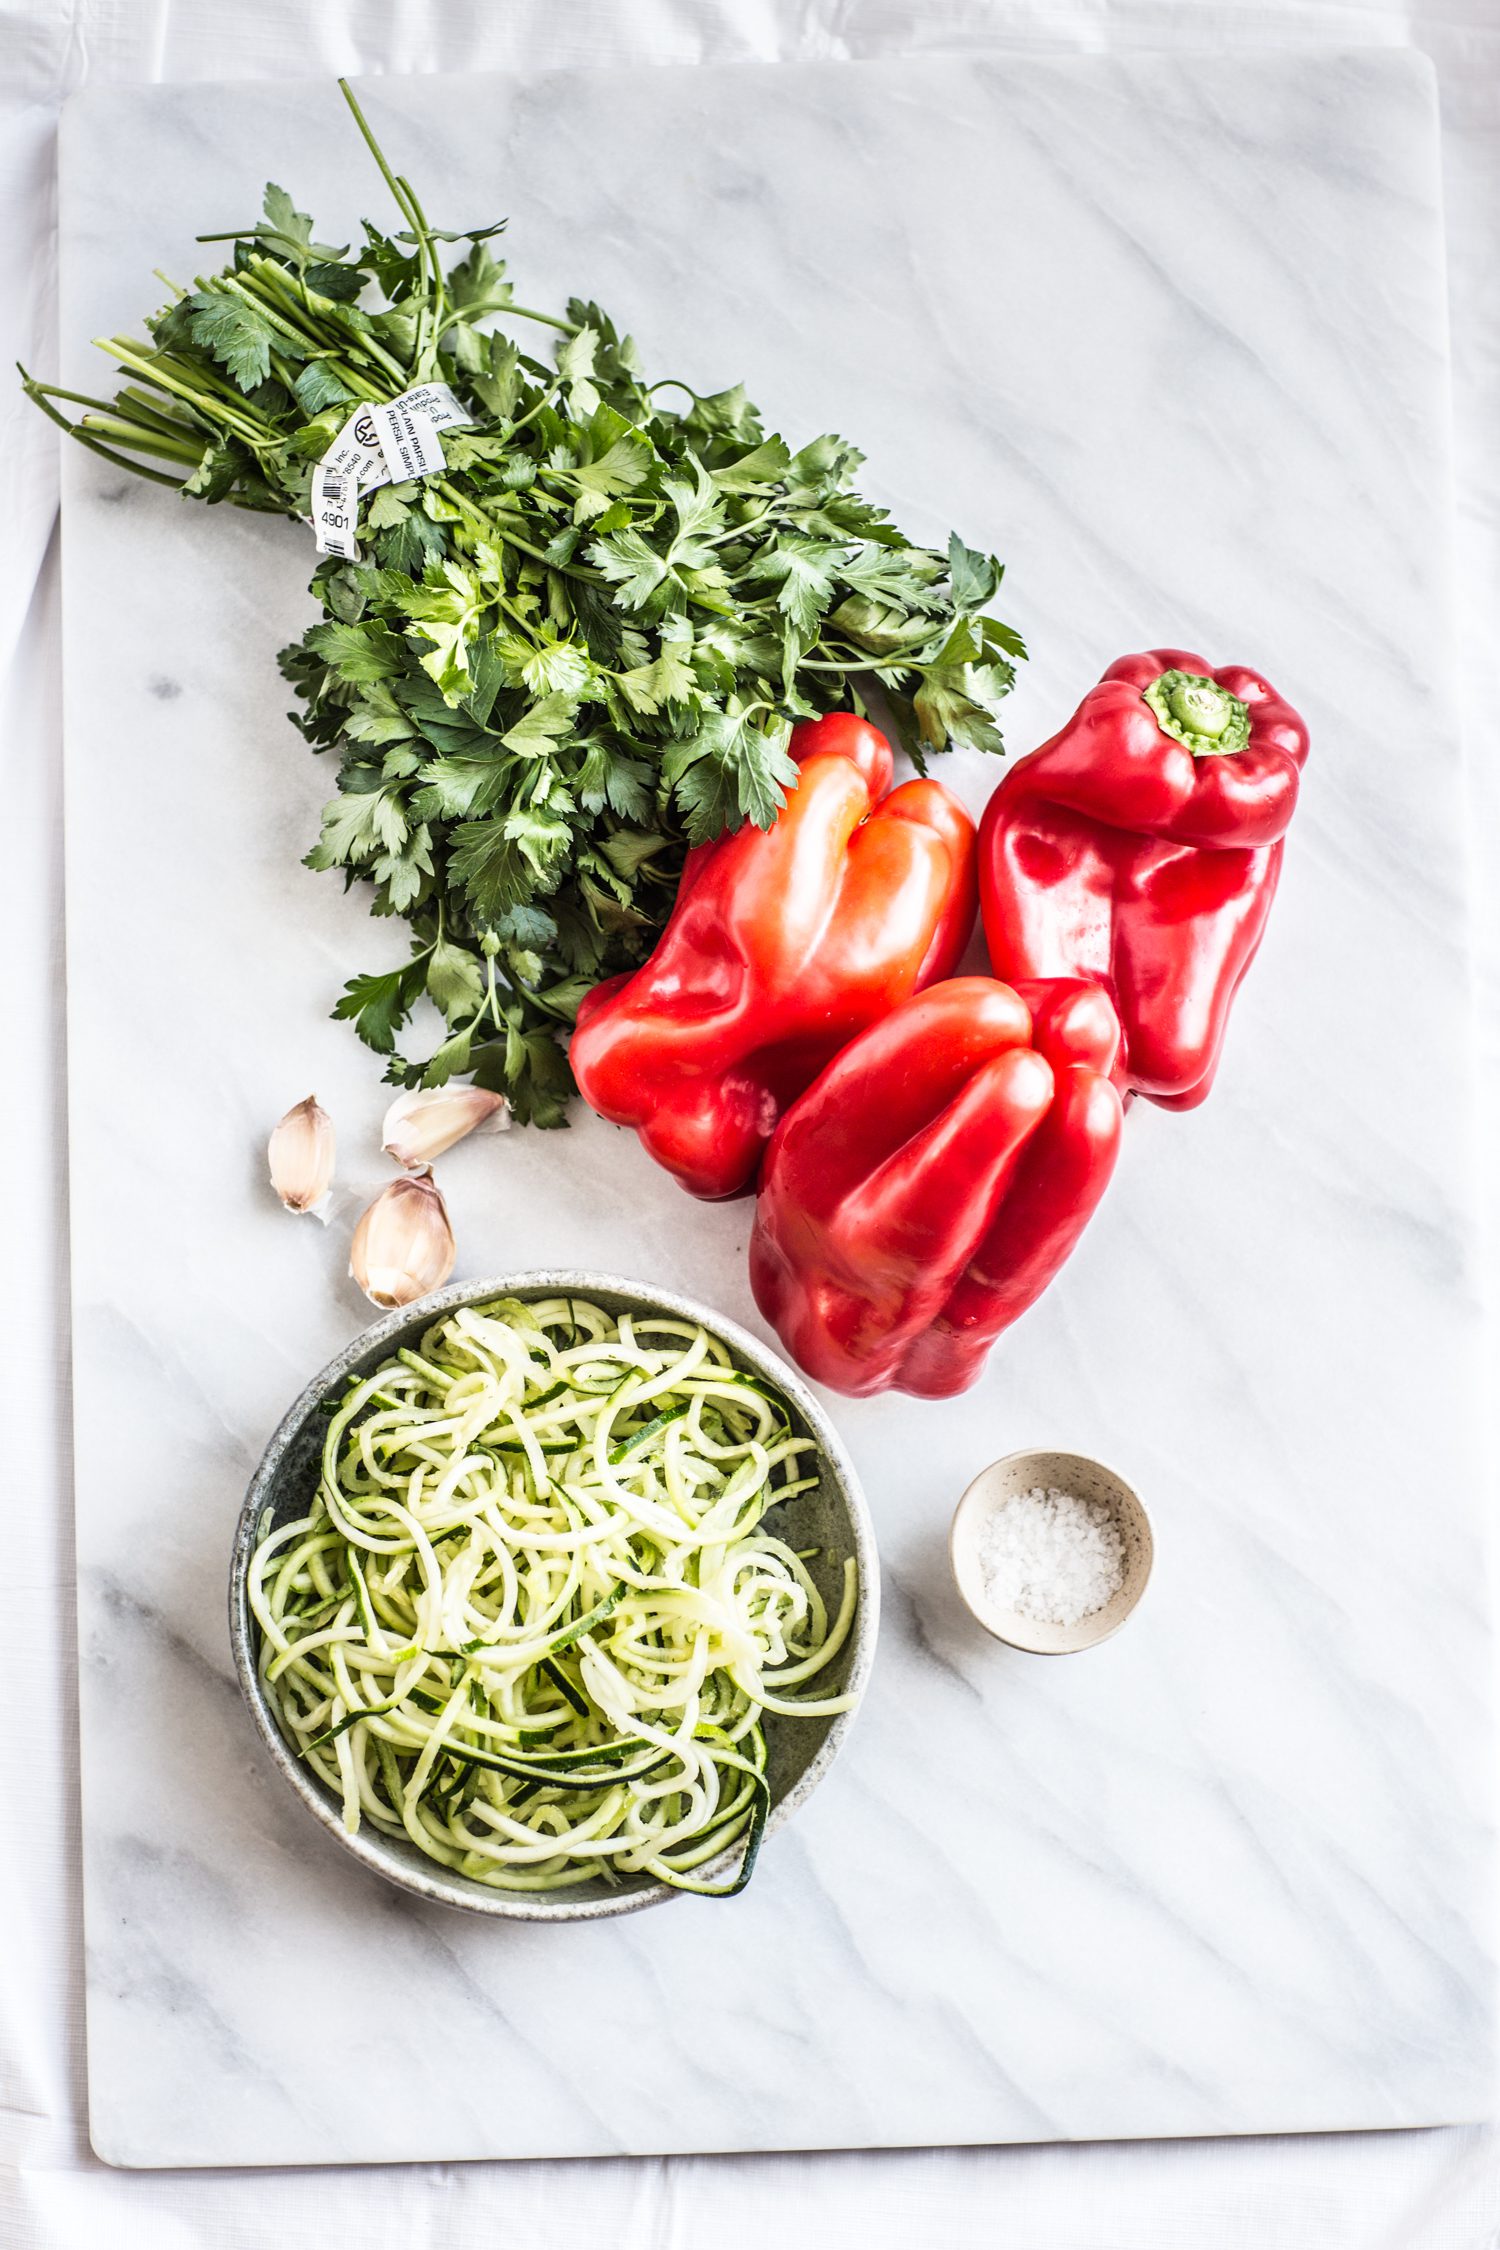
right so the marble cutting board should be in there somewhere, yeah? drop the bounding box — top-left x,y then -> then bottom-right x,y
58,52 -> 1495,2167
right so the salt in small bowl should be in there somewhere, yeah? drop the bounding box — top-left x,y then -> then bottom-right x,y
950,1449 -> 1153,1654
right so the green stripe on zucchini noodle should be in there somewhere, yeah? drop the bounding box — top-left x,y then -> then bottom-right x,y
249,1295 -> 859,1896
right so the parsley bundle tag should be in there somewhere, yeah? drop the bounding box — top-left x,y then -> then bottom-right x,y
313,386 -> 474,557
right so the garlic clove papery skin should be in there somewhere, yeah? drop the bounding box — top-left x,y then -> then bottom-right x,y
268,1095 -> 336,1220
381,1085 -> 508,1169
349,1171 -> 456,1309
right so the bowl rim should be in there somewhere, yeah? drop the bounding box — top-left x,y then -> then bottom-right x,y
228,1267 -> 879,1922
948,1446 -> 1154,1655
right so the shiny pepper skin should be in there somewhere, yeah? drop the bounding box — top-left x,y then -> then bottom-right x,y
979,650 -> 1309,1108
749,976 -> 1124,1398
570,712 -> 977,1199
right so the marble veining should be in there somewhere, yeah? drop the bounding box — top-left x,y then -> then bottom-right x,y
58,52 -> 1494,2168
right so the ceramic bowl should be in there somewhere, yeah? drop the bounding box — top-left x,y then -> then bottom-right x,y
228,1270 -> 878,1921
949,1448 -> 1153,1654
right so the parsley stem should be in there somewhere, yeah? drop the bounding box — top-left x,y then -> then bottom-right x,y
336,81 -> 446,375
491,585 -> 542,637
503,376 -> 564,441
93,339 -> 270,445
339,80 -> 419,235
396,173 -> 446,374
117,384 -> 202,434
435,479 -> 601,584
214,267 -> 330,356
78,413 -> 200,461
20,374 -> 116,416
494,306 -> 576,336
244,264 -> 362,360
131,339 -> 278,426
433,301 -> 575,348
36,376 -> 201,464
102,336 -> 282,435
50,421 -> 187,487
246,259 -> 408,388
703,505 -> 774,547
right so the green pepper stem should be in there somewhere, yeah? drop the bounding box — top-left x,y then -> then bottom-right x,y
1170,680 -> 1229,735
1143,669 -> 1251,758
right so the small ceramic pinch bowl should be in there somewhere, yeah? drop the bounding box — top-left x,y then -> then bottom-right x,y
950,1448 -> 1154,1654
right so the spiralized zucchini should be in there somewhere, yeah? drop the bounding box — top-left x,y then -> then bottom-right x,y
249,1295 -> 858,1896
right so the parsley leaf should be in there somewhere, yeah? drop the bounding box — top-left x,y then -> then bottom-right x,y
587,526 -> 669,610
185,293 -> 279,390
331,956 -> 428,1053
450,822 -> 532,920
427,936 -> 487,1021
252,182 -> 350,270
501,693 -> 577,757
557,327 -> 601,418
745,536 -> 842,635
304,618 -> 405,684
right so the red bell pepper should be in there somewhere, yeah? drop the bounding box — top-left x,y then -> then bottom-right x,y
979,650 -> 1309,1108
570,712 -> 977,1200
749,976 -> 1124,1398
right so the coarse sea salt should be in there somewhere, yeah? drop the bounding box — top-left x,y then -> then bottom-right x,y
978,1484 -> 1126,1627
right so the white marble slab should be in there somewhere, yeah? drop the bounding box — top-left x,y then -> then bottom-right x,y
58,52 -> 1494,2168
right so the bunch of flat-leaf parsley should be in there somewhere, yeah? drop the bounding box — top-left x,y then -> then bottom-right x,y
24,81 -> 1024,1124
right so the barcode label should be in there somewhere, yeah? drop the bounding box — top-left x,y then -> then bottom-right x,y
312,466 -> 361,560
311,385 -> 476,556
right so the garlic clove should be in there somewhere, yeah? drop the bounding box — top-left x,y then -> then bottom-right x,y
268,1095 -> 336,1220
381,1085 -> 508,1169
349,1170 -> 456,1309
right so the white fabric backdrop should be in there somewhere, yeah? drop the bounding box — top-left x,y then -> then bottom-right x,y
3,3 -> 1498,2243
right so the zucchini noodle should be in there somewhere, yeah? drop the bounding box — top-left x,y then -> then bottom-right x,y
249,1295 -> 859,1896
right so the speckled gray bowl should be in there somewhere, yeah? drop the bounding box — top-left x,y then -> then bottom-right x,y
229,1270 -> 878,1921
